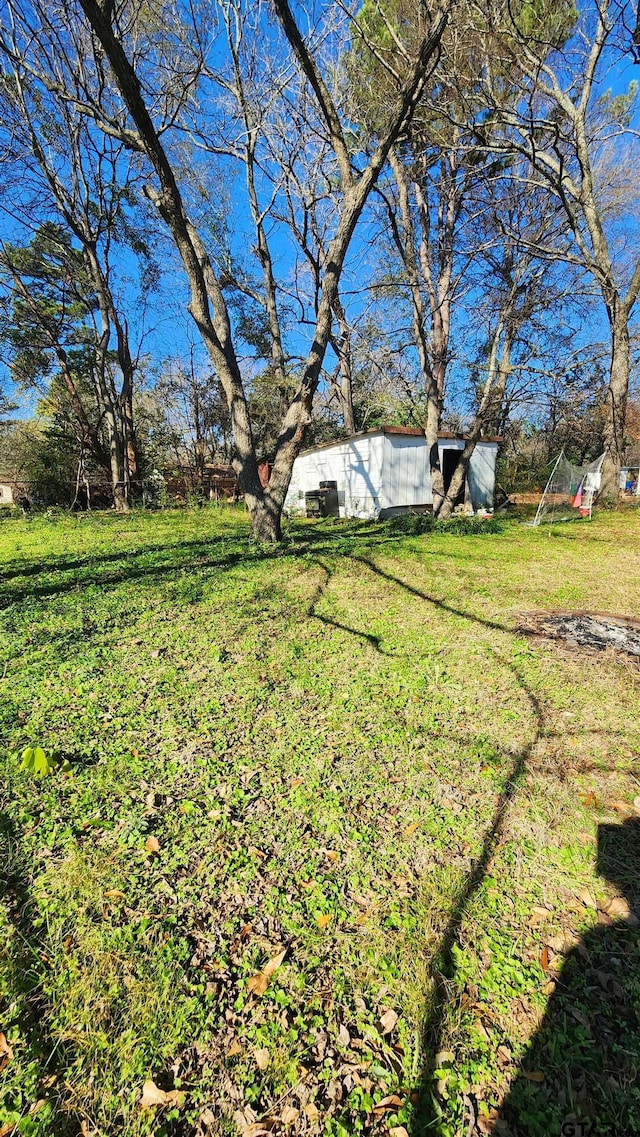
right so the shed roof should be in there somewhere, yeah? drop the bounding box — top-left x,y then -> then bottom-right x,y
299,425 -> 502,458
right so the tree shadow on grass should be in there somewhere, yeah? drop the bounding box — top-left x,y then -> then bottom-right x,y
0,519 -> 475,611
407,656 -> 543,1137
497,818 -> 640,1137
0,812 -> 79,1135
349,553 -> 640,1137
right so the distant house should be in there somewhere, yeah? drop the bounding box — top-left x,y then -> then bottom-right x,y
284,427 -> 500,519
0,475 -> 32,508
164,462 -> 238,501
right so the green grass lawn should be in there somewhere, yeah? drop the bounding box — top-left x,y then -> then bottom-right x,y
1,506 -> 639,1137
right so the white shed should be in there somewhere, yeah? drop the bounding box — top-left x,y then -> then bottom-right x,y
284,427 -> 500,518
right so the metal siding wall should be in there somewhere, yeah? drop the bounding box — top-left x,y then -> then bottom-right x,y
284,437 -> 382,517
382,435 -> 431,507
468,444 -> 497,507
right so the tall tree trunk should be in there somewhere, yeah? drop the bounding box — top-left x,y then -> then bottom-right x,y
331,298 -> 356,434
600,313 -> 629,499
437,321 -> 514,520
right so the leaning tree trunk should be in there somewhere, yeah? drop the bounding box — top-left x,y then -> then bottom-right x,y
426,388 -> 445,515
600,314 -> 630,500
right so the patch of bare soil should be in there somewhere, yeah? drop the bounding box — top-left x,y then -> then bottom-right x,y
519,610 -> 640,657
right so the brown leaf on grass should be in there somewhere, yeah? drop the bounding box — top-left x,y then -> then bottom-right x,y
139,1079 -> 185,1110
226,1040 -> 242,1058
248,847 -> 266,860
529,905 -> 551,925
601,896 -> 640,925
289,777 -> 304,790
476,1109 -> 500,1135
145,835 -> 161,855
325,850 -> 339,863
578,887 -> 598,910
372,1093 -> 403,1114
378,1009 -> 399,1035
389,1127 -> 409,1137
581,791 -> 598,809
316,913 -> 332,928
104,889 -> 126,900
609,800 -> 634,816
247,949 -> 286,996
404,822 -> 420,838
540,945 -> 550,971
304,1103 -> 319,1123
523,1070 -> 545,1083
254,1047 -> 270,1071
280,1107 -> 299,1125
0,1125 -> 16,1137
0,1032 -> 13,1070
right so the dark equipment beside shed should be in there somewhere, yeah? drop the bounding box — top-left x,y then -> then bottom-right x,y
305,480 -> 340,519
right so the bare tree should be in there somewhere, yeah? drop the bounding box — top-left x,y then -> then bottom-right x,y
0,0 -> 449,539
486,0 -> 640,496
0,37 -> 154,509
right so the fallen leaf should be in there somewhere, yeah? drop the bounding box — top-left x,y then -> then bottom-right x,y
529,906 -> 551,925
325,850 -> 339,863
104,889 -> 126,900
602,896 -> 639,925
145,835 -> 160,855
139,1079 -> 185,1110
304,1104 -> 319,1123
372,1093 -> 403,1114
289,778 -> 304,789
609,800 -> 633,816
248,846 -> 266,860
435,1049 -> 454,1065
523,1070 -> 545,1083
227,1040 -> 242,1057
316,913 -> 332,928
254,1047 -> 270,1071
389,1127 -> 409,1137
379,1008 -> 399,1035
0,1033 -> 13,1073
247,948 -> 286,996
581,791 -> 598,809
540,945 -> 550,971
404,822 -> 420,838
338,1023 -> 350,1046
280,1107 -> 299,1125
578,887 -> 598,909
476,1109 -> 500,1135
0,1126 -> 16,1137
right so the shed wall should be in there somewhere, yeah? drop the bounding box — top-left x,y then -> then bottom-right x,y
284,435 -> 384,517
285,433 -> 498,518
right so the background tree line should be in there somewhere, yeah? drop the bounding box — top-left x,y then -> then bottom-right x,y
0,0 -> 638,533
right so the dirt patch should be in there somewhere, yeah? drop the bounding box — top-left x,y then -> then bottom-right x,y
519,610 -> 640,658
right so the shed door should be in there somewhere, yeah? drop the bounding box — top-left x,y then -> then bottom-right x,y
442,449 -> 465,506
